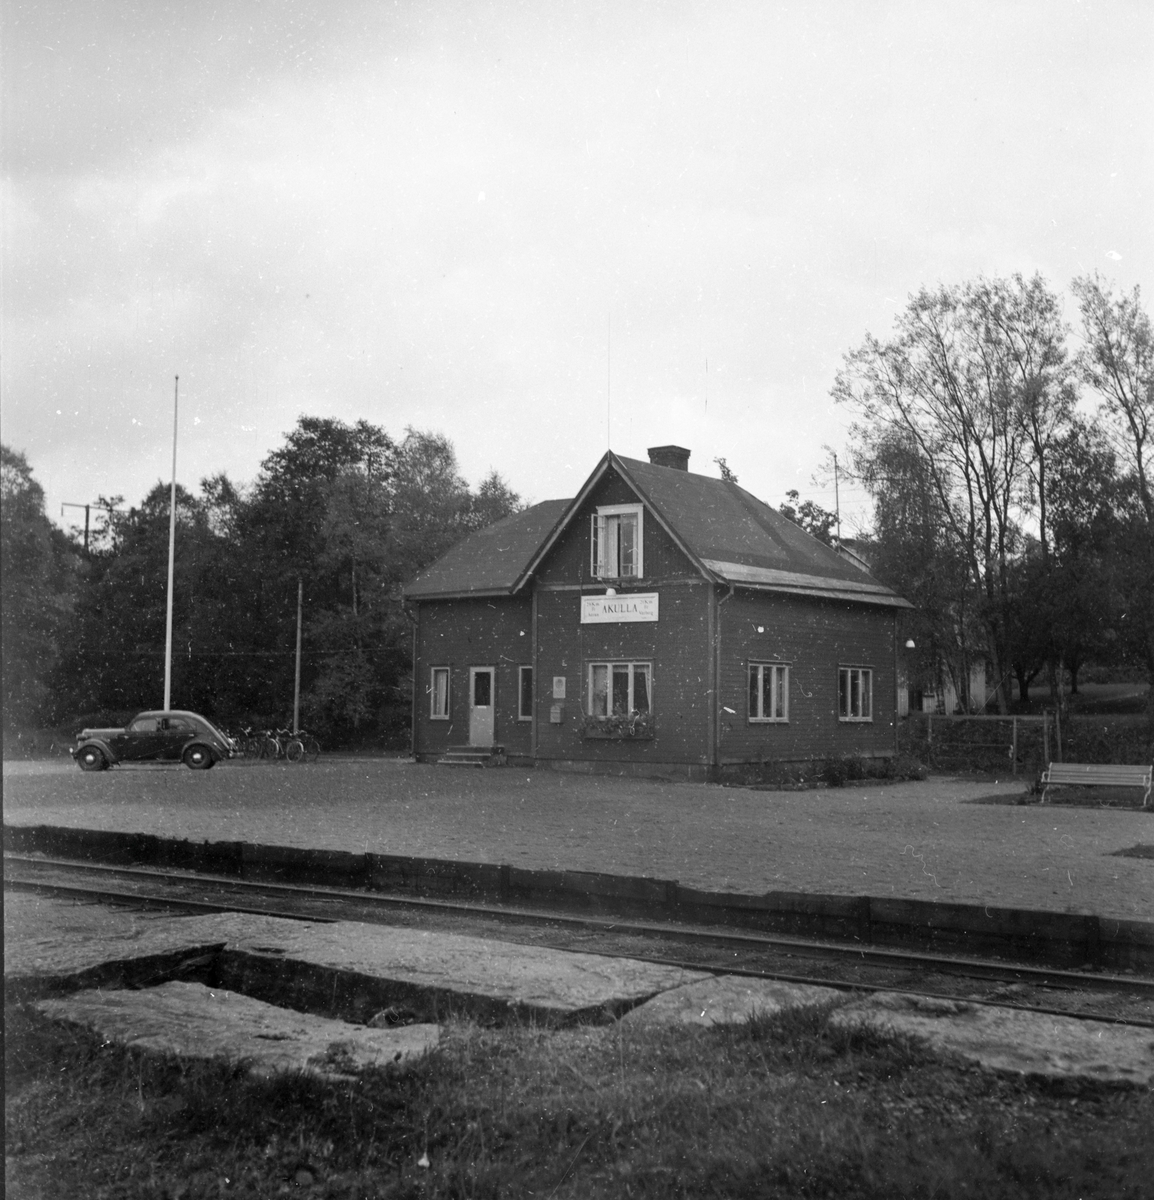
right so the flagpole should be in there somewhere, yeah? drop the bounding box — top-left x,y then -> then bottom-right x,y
163,375 -> 178,710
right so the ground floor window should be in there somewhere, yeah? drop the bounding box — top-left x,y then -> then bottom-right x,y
839,666 -> 873,721
430,667 -> 450,719
588,661 -> 651,716
749,662 -> 789,722
518,665 -> 533,721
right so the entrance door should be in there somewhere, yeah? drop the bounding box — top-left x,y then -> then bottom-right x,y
468,667 -> 496,746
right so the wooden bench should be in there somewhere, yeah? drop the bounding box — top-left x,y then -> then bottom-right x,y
1040,762 -> 1152,808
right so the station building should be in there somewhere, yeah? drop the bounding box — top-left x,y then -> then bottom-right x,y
403,446 -> 911,780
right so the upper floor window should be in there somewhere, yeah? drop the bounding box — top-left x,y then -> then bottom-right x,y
839,666 -> 873,721
591,504 -> 644,579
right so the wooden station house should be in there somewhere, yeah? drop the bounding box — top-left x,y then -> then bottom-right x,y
403,445 -> 911,780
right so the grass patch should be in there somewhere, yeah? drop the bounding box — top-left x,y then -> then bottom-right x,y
7,999 -> 1154,1199
966,786 -> 1151,809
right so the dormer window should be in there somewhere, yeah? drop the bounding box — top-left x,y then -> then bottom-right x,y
591,504 -> 644,579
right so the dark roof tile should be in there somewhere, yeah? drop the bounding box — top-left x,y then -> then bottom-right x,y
403,499 -> 570,598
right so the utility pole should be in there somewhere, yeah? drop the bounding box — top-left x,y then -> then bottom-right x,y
61,501 -> 124,553
833,452 -> 842,544
293,576 -> 303,734
163,376 -> 178,711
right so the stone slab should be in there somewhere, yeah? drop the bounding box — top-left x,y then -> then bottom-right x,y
830,991 -> 1154,1087
35,981 -> 440,1079
170,911 -> 712,1021
4,893 -> 229,999
620,975 -> 843,1027
6,898 -> 711,1023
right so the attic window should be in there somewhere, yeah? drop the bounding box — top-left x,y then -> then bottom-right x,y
591,504 -> 643,579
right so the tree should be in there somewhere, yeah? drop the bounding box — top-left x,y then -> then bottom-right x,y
833,274 -> 1074,712
778,490 -> 837,545
849,430 -> 983,710
38,413 -> 521,744
1072,275 -> 1154,717
50,480 -> 257,721
1072,274 -> 1153,524
242,419 -> 520,741
714,457 -> 738,483
1,446 -> 79,727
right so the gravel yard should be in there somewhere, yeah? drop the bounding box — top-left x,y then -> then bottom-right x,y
4,757 -> 1152,921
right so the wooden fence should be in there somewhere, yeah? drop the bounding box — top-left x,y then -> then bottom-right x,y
899,712 -> 1153,775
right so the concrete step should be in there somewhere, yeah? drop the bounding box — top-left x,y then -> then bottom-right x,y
437,745 -> 505,767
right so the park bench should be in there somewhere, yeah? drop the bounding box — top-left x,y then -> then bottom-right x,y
1040,762 -> 1152,808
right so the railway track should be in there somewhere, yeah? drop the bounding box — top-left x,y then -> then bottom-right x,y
7,853 -> 1154,1028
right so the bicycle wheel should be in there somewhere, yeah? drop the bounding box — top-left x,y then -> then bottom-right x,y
286,738 -> 305,763
304,734 -> 321,763
260,735 -> 279,760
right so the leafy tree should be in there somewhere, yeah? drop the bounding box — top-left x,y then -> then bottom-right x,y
849,430 -> 983,710
1072,274 -> 1153,523
50,481 -> 257,722
833,274 -> 1074,712
1072,275 -> 1154,716
238,419 -> 520,741
1,446 -> 79,727
778,490 -> 837,545
714,457 -> 738,483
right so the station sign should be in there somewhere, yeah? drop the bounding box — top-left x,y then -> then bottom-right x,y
580,592 -> 659,624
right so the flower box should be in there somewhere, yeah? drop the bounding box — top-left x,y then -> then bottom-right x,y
582,714 -> 654,740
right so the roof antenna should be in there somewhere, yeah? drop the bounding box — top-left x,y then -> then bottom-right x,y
833,451 -> 842,544
606,312 -> 611,450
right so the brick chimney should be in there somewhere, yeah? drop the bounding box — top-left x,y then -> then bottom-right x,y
647,445 -> 691,471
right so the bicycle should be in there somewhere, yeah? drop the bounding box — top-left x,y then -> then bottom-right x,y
286,730 -> 321,763
270,728 -> 295,759
236,727 -> 267,759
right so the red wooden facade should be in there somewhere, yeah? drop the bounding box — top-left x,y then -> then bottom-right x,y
405,448 -> 910,780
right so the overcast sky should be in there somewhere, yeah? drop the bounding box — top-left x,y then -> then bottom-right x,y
3,0 -> 1151,540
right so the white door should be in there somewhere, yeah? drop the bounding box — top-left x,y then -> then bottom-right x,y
468,667 -> 496,746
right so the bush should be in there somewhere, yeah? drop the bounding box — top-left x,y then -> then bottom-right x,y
720,754 -> 927,789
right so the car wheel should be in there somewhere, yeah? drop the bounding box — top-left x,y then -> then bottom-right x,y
184,744 -> 213,770
77,746 -> 107,772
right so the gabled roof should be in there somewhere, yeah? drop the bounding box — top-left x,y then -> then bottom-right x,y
403,499 -> 570,599
405,453 -> 910,609
609,456 -> 908,606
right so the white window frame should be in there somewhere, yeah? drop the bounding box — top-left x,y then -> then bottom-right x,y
430,666 -> 450,720
518,665 -> 533,721
590,503 -> 644,580
838,666 -> 873,722
586,660 -> 652,717
749,662 -> 790,723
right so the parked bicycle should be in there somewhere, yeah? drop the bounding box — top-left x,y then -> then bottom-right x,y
286,729 -> 321,764
235,727 -> 267,758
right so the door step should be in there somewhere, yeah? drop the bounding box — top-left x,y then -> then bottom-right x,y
436,745 -> 506,768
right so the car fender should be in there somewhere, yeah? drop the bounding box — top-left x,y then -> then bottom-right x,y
73,737 -> 119,765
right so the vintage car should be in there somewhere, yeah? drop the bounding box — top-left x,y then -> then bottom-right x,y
72,710 -> 236,771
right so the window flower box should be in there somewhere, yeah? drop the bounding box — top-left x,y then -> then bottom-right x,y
582,713 -> 654,740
